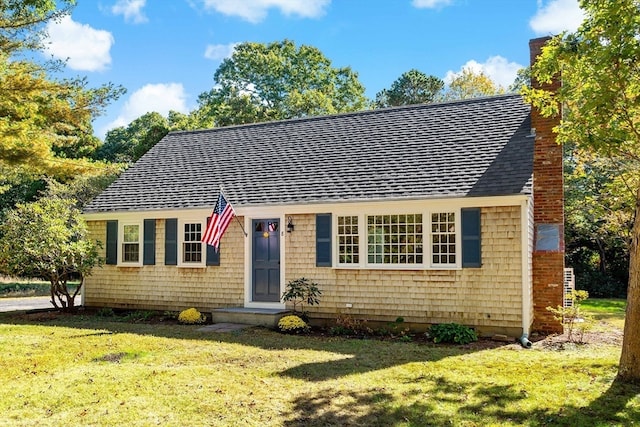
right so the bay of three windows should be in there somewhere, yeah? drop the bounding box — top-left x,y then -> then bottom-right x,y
337,212 -> 457,268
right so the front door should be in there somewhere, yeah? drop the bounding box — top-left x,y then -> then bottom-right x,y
252,219 -> 281,302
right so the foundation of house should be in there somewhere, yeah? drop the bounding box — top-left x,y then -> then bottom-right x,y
211,307 -> 290,328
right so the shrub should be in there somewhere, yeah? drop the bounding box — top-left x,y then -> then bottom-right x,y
281,277 -> 322,316
122,310 -> 157,323
96,307 -> 115,317
329,313 -> 372,337
547,289 -> 594,343
278,315 -> 309,334
178,308 -> 206,325
429,323 -> 478,345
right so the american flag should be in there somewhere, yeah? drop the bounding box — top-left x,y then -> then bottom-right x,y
202,192 -> 236,250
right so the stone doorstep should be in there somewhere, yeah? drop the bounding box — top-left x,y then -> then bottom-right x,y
210,307 -> 291,329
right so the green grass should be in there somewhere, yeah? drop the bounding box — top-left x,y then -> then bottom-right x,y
581,298 -> 627,330
0,302 -> 637,426
0,276 -> 78,298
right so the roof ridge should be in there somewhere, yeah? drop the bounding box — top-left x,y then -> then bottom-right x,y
168,93 -> 525,137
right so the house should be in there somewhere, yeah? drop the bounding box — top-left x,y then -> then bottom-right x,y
82,37 -> 564,337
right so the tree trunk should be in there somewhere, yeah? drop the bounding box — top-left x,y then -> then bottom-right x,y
618,188 -> 640,383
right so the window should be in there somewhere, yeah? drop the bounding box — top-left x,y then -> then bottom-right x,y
431,212 -> 456,265
122,224 -> 140,263
337,216 -> 359,264
366,214 -> 423,265
183,222 -> 203,263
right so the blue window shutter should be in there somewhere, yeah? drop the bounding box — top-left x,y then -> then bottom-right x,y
106,220 -> 118,265
206,217 -> 220,266
165,218 -> 178,266
316,214 -> 332,267
143,219 -> 156,265
462,208 -> 481,268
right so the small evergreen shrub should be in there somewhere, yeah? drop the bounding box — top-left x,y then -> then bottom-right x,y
281,277 -> 322,316
178,308 -> 206,325
278,315 -> 309,333
429,323 -> 478,345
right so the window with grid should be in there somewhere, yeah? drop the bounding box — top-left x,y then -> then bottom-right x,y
367,214 -> 423,264
183,223 -> 202,263
122,224 -> 140,263
431,212 -> 456,265
338,216 -> 359,264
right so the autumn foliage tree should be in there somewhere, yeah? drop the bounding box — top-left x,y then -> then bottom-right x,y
0,0 -> 124,180
443,67 -> 504,101
526,0 -> 640,383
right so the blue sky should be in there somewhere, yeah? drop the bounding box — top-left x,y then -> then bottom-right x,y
42,0 -> 584,139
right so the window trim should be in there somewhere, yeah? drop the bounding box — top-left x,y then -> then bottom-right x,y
333,209 -> 463,270
118,220 -> 143,266
178,218 -> 206,268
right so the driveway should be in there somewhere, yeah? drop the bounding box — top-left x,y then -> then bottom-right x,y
0,296 -> 54,312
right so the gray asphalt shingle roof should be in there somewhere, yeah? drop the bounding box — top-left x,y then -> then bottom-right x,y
84,94 -> 533,213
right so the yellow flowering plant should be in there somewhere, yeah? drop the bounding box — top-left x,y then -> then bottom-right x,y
278,315 -> 309,334
178,308 -> 206,324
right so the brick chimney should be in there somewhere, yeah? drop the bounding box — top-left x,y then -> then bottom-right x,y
530,36 -> 564,333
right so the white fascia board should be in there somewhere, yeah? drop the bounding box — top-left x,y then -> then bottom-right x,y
82,194 -> 530,221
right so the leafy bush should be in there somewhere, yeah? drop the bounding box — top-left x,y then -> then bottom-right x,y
278,315 -> 309,334
547,289 -> 594,343
177,308 -> 206,325
281,277 -> 322,316
122,310 -> 157,323
96,307 -> 115,317
429,323 -> 478,345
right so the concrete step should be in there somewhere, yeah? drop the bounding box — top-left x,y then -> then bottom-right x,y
211,307 -> 290,328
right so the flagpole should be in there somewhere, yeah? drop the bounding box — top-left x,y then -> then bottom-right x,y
220,186 -> 248,237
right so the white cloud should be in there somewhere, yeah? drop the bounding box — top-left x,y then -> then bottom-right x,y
444,56 -> 523,89
200,0 -> 330,23
204,43 -> 238,60
102,83 -> 188,133
530,0 -> 584,35
112,0 -> 148,24
44,15 -> 114,72
412,0 -> 453,9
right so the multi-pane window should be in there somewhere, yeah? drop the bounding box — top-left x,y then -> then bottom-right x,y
367,214 -> 423,264
431,212 -> 456,265
122,224 -> 140,263
183,223 -> 202,263
338,216 -> 359,264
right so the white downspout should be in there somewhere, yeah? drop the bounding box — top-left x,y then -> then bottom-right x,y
520,198 -> 533,341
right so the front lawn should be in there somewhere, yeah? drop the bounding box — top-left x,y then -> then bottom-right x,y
0,302 -> 637,426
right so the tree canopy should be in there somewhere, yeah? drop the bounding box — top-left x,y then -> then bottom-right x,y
375,69 -> 444,107
0,196 -> 100,310
526,0 -> 640,383
0,0 -> 124,180
195,40 -> 367,126
443,67 -> 504,101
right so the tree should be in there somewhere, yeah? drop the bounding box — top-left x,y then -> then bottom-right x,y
0,0 -> 125,179
443,67 -> 504,101
508,67 -> 531,93
96,112 -> 170,163
564,143 -> 630,297
0,197 -> 101,311
375,69 -> 444,107
95,111 -> 199,163
196,40 -> 367,126
526,0 -> 640,383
